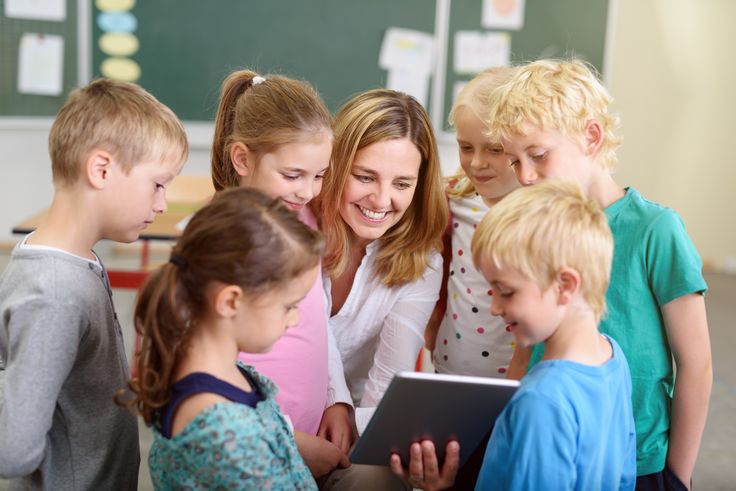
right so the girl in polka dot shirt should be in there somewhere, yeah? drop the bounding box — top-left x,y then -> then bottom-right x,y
426,68 -> 523,379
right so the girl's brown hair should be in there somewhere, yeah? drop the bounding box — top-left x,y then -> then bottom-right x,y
314,89 -> 448,287
210,70 -> 332,191
124,187 -> 324,425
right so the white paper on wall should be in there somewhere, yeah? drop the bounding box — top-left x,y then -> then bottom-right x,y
5,0 -> 66,21
18,33 -> 64,96
454,31 -> 511,74
379,27 -> 436,75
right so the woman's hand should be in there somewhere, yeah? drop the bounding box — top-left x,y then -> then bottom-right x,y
317,403 -> 358,454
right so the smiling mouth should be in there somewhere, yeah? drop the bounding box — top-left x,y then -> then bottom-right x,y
474,175 -> 496,183
283,200 -> 305,210
357,205 -> 390,222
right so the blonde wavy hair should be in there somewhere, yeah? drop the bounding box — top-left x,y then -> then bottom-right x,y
447,66 -> 517,198
484,59 -> 622,170
314,89 -> 448,287
471,179 -> 613,322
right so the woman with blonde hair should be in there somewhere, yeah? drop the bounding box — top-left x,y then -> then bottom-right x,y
313,90 -> 447,490
318,90 -> 447,291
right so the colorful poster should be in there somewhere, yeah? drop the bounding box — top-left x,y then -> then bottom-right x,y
482,0 -> 526,31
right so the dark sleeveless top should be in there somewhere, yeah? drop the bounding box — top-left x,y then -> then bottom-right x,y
158,365 -> 264,438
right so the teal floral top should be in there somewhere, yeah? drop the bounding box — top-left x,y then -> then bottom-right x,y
148,363 -> 317,490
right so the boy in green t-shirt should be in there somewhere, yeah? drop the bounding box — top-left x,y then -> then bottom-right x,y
486,59 -> 711,489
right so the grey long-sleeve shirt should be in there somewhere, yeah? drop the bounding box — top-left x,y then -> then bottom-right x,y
0,240 -> 139,490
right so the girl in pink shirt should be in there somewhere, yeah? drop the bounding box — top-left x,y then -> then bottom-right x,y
211,70 -> 348,479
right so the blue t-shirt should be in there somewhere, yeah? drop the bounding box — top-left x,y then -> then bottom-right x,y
528,187 -> 707,474
476,336 -> 636,491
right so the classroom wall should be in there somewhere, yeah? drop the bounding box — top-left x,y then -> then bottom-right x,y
1,0 -> 734,269
608,0 -> 736,271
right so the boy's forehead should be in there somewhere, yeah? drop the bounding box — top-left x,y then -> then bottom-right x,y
502,123 -> 554,147
479,258 -> 509,281
480,258 -> 537,287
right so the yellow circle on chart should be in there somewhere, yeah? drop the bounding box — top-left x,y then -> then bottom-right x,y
100,57 -> 141,82
96,0 -> 135,12
99,33 -> 139,57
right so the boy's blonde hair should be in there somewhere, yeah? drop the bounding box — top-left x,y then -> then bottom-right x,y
485,59 -> 622,170
447,66 -> 517,198
211,70 -> 332,191
49,79 -> 188,186
315,89 -> 448,287
471,179 -> 613,321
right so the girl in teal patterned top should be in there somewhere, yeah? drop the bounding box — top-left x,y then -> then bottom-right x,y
120,187 -> 325,489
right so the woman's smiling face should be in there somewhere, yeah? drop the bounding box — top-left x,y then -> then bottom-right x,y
339,137 -> 421,243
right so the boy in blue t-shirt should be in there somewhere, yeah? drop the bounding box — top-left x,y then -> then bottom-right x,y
474,180 -> 637,490
392,180 -> 636,490
488,59 -> 711,490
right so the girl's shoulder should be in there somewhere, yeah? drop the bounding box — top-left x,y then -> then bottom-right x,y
170,392 -> 230,437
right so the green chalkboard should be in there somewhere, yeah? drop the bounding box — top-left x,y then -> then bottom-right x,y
0,0 -> 79,117
443,0 -> 610,131
92,0 -> 436,121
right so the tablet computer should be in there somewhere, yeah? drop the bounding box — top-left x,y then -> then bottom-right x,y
349,371 -> 519,467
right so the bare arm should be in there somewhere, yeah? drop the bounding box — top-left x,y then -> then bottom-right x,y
661,293 -> 712,488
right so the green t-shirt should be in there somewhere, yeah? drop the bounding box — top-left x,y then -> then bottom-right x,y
528,187 -> 707,475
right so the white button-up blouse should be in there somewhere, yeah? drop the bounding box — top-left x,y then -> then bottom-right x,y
324,240 -> 443,433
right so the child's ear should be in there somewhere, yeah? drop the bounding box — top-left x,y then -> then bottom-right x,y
583,120 -> 605,157
214,284 -> 244,317
86,149 -> 113,189
230,142 -> 254,178
555,267 -> 581,305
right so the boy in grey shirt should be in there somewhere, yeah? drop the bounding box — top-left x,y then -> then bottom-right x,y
0,79 -> 188,490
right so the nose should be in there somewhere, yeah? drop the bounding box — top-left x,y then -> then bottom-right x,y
311,179 -> 324,200
294,182 -> 315,203
515,161 -> 538,186
155,190 -> 168,214
490,297 -> 503,317
369,182 -> 391,209
469,151 -> 486,170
